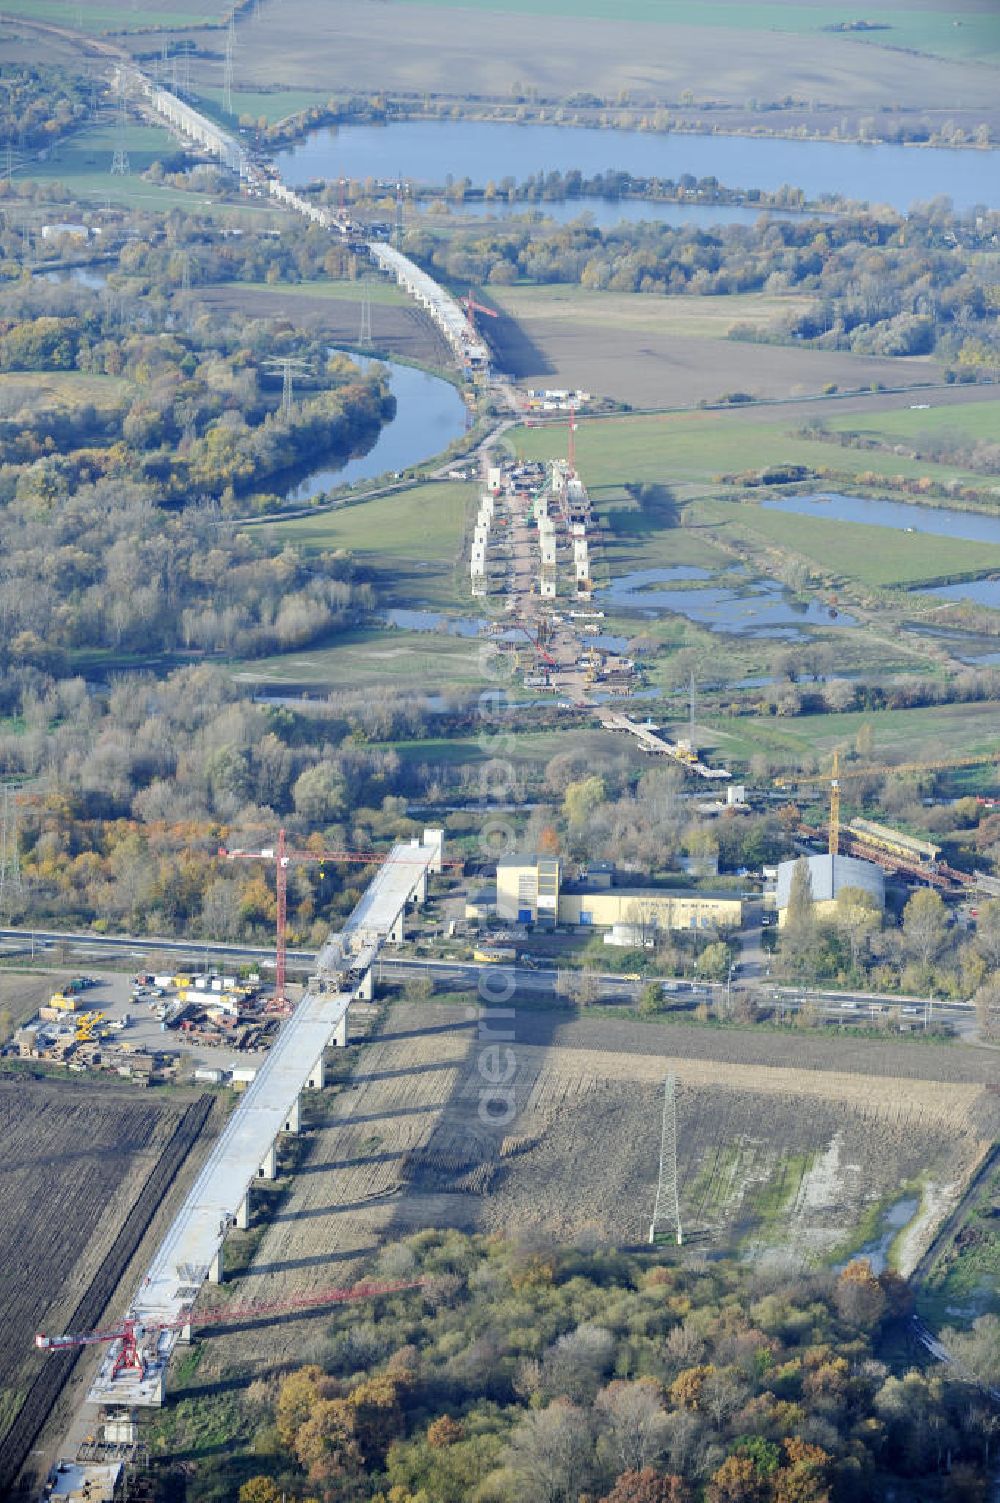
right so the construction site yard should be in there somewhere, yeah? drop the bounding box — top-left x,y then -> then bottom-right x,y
186,999 -> 1000,1389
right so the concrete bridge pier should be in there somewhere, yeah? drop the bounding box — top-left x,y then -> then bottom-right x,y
307,1053 -> 326,1089
208,1248 -> 223,1285
283,1096 -> 301,1134
332,1010 -> 349,1048
389,912 -> 405,944
356,967 -> 374,1001
236,1193 -> 251,1230
258,1142 -> 277,1180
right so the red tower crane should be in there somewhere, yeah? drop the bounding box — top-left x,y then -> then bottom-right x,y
463,289 -> 499,332
220,834 -> 461,1008
36,1279 -> 425,1381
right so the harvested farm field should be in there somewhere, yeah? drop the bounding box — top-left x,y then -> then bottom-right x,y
177,0 -> 1000,117
192,284 -> 451,369
0,1079 -> 215,1493
191,1002 -> 999,1383
486,286 -> 937,408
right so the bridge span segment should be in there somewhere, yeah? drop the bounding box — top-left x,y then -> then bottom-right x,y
88,830 -> 443,1409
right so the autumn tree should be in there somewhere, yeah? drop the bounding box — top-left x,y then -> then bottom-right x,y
781,857 -> 816,979
427,1414 -> 465,1448
595,1379 -> 670,1473
834,1259 -> 887,1329
901,887 -> 948,974
599,1468 -> 691,1503
772,1438 -> 832,1503
563,774 -> 607,827
834,884 -> 881,972
706,1452 -> 771,1503
504,1398 -> 597,1503
294,1396 -> 365,1499
276,1364 -> 325,1447
238,1480 -> 281,1503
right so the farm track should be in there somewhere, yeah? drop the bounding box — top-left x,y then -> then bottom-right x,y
0,1092 -> 213,1496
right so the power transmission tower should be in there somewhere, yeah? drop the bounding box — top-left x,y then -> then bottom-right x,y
649,1074 -> 683,1247
688,669 -> 696,749
358,281 -> 373,347
263,356 -> 312,418
223,13 -> 235,116
394,177 -> 406,249
111,82 -> 130,176
0,785 -> 23,917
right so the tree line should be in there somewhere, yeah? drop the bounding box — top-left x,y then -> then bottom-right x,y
178,1230 -> 999,1503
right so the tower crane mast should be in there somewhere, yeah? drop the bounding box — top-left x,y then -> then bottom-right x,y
220,833 -> 461,1007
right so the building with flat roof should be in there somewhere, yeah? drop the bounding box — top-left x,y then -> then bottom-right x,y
496,856 -> 742,932
775,853 -> 884,925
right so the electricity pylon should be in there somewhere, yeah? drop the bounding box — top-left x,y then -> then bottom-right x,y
110,82 -> 130,176
649,1074 -> 683,1246
358,282 -> 373,347
263,356 -> 312,418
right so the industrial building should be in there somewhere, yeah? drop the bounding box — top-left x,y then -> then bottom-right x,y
774,853 -> 884,925
495,855 -> 743,932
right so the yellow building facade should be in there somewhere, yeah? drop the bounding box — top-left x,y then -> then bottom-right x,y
496,857 -> 742,932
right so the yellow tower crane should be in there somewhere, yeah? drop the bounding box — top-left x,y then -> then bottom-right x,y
776,748 -> 999,858
828,749 -> 840,857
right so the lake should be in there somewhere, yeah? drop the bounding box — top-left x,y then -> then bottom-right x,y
761,492 -> 1000,547
274,119 -> 1000,214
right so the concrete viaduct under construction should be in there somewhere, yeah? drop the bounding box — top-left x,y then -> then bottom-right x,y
120,68 -> 496,380
86,830 -> 443,1409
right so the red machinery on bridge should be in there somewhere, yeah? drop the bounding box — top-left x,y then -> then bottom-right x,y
36,1279 -> 425,1381
220,833 -> 461,1008
463,289 -> 499,332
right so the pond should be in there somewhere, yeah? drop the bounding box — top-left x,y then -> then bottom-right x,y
916,577 -> 1000,610
597,565 -> 855,635
844,1194 -> 920,1276
274,119 -> 1000,214
384,608 -> 483,637
761,492 -> 1000,548
280,355 -> 468,503
38,265 -> 108,289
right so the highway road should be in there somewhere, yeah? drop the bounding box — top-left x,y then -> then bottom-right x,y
0,927 -> 985,1034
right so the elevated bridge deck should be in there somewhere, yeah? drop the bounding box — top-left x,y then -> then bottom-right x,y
88,833 -> 443,1408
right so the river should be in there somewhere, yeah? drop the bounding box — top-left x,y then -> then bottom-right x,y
279,354 -> 469,503
274,119 -> 1000,215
